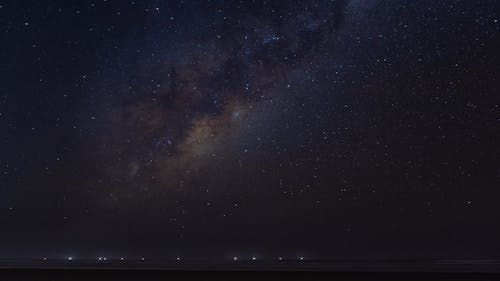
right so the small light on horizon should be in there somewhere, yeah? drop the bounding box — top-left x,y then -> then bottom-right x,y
252,257 -> 256,261
233,257 -> 238,261
68,257 -> 73,261
299,257 -> 304,261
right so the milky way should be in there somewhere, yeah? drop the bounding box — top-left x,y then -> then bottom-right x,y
82,0 -> 351,205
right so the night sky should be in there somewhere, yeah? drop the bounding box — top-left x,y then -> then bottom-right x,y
1,0 -> 500,262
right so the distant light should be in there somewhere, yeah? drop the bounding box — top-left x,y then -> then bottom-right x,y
299,257 -> 304,261
68,257 -> 73,261
42,257 -> 47,261
233,257 -> 238,261
120,257 -> 124,261
141,257 -> 145,261
252,257 -> 256,261
103,257 -> 107,261
176,257 -> 181,261
278,257 -> 283,261
98,257 -> 102,261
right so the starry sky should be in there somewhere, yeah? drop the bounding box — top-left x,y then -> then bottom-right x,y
0,0 -> 499,261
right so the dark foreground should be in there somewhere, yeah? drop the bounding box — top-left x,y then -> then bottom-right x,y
2,259 -> 500,280
1,269 -> 500,281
